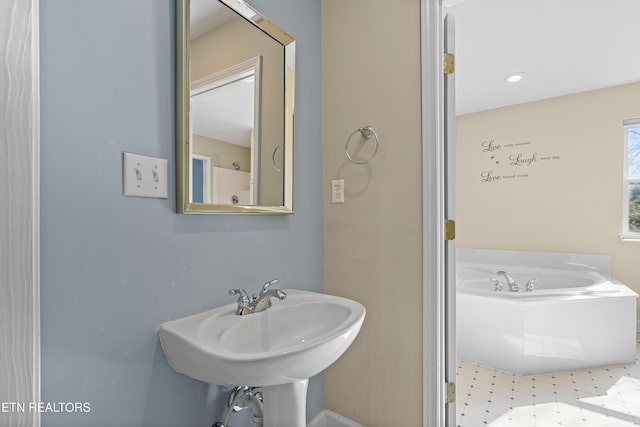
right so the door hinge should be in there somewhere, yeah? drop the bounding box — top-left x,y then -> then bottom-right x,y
444,53 -> 455,74
444,219 -> 456,241
446,381 -> 456,404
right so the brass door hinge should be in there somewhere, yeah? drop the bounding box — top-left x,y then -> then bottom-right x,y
444,219 -> 456,241
446,381 -> 456,404
444,53 -> 455,74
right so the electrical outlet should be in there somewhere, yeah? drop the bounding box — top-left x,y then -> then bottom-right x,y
331,179 -> 344,203
123,152 -> 168,198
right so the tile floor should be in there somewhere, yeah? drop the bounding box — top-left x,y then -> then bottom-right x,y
456,334 -> 640,426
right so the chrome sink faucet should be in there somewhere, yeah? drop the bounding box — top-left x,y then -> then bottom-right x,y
229,278 -> 287,315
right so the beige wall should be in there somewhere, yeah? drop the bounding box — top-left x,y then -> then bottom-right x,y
192,134 -> 251,172
191,16 -> 284,205
457,81 -> 640,315
322,1 -> 423,426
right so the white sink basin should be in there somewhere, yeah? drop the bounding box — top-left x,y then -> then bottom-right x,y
158,289 -> 366,387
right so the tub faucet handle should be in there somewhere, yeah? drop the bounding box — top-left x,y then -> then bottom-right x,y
491,278 -> 504,291
525,278 -> 538,292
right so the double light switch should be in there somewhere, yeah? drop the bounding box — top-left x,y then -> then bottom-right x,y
122,152 -> 168,199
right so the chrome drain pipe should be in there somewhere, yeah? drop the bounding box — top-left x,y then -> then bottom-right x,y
213,386 -> 263,427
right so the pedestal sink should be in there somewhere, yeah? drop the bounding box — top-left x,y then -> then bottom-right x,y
158,289 -> 366,427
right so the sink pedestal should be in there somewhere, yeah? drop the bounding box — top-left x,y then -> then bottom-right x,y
262,379 -> 308,427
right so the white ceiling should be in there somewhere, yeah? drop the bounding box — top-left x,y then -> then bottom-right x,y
446,0 -> 640,115
192,77 -> 255,147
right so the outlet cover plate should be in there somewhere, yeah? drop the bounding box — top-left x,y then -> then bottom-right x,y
331,179 -> 345,203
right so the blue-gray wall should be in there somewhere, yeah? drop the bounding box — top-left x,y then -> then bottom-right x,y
39,1 -> 323,426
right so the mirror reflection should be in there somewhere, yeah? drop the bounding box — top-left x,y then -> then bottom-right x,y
190,56 -> 261,205
177,0 -> 294,213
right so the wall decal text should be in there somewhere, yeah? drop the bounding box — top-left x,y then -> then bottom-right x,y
477,139 -> 560,184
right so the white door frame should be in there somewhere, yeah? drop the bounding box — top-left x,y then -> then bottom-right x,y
0,0 -> 41,426
443,14 -> 457,426
421,0 -> 450,426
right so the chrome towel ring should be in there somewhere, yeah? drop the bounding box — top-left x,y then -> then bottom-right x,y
345,126 -> 379,164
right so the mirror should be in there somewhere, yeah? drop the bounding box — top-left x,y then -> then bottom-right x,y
176,0 -> 295,213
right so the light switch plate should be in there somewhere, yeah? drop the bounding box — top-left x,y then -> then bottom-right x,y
123,152 -> 168,198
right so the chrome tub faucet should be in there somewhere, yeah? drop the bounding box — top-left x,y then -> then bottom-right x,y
496,270 -> 520,292
229,278 -> 287,315
493,271 -> 538,292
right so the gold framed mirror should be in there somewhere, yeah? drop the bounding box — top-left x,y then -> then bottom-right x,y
176,0 -> 295,214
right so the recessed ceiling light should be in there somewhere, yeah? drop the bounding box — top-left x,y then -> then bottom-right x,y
504,72 -> 527,83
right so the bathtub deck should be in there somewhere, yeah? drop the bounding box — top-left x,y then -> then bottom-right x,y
456,334 -> 640,426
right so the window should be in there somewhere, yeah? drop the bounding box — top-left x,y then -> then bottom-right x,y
623,119 -> 640,239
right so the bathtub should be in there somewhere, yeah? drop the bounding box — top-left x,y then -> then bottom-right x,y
457,249 -> 638,375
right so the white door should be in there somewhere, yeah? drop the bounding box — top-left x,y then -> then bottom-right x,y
443,13 -> 457,427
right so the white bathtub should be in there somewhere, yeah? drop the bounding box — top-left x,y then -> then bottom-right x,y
457,249 -> 638,375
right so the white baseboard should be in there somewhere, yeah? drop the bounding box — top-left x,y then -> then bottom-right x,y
308,410 -> 366,427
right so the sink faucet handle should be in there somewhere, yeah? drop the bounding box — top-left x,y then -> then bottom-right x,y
491,278 -> 504,291
229,289 -> 253,315
229,288 -> 250,304
260,278 -> 280,294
